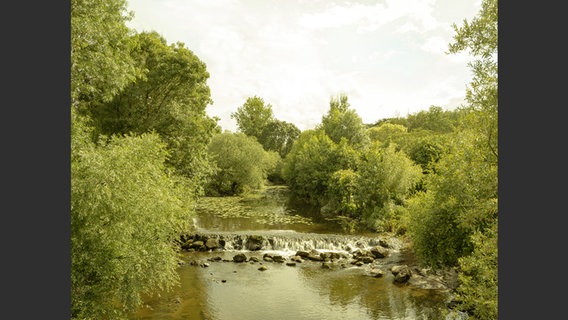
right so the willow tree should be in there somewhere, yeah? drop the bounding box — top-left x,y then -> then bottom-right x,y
71,1 -> 197,318
71,117 -> 191,319
356,143 -> 423,232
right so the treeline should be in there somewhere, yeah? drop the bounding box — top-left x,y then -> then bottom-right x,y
71,0 -> 497,319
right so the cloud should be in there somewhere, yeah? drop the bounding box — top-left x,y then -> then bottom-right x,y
299,0 -> 442,34
125,0 -> 483,132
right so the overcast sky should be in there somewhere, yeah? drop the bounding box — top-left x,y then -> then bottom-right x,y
125,0 -> 481,132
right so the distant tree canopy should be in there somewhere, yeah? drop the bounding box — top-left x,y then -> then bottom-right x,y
367,123 -> 408,144
231,96 -> 274,138
206,132 -> 279,196
318,94 -> 370,148
373,106 -> 463,133
231,96 -> 300,158
257,119 -> 301,158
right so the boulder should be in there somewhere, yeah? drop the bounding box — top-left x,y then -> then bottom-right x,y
369,268 -> 385,278
391,265 -> 412,283
245,235 -> 264,251
370,246 -> 389,259
205,238 -> 220,250
233,253 -> 247,263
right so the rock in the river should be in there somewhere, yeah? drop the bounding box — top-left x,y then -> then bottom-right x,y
391,265 -> 412,283
258,265 -> 268,271
307,249 -> 323,261
233,253 -> 247,263
272,255 -> 286,263
205,238 -> 220,250
369,268 -> 385,278
370,246 -> 389,258
189,240 -> 205,251
290,255 -> 303,263
245,235 -> 264,251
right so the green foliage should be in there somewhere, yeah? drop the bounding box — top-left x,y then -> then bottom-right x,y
318,94 -> 370,148
231,96 -> 275,138
282,130 -> 359,206
405,1 -> 497,316
86,31 -> 218,194
407,135 -> 447,173
367,123 -> 408,144
206,132 -> 278,195
448,0 -> 497,60
355,143 -> 423,231
71,115 -> 192,319
455,223 -> 498,319
266,152 -> 286,184
406,124 -> 497,268
372,106 -> 464,134
71,2 -> 210,318
405,106 -> 459,133
406,190 -> 473,268
71,0 -> 141,109
257,119 -> 301,158
323,169 -> 359,217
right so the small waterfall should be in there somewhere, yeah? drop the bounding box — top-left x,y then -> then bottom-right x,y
180,230 -> 403,256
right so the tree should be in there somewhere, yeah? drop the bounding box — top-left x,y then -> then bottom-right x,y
231,96 -> 274,138
281,130 -> 353,206
407,135 -> 447,173
71,111 -> 192,319
405,106 -> 458,133
71,1 -> 200,318
318,94 -> 369,148
356,143 -> 423,232
257,119 -> 301,158
406,0 -> 498,317
87,31 -> 219,194
71,0 -> 141,110
206,132 -> 278,195
455,223 -> 498,320
367,123 -> 408,144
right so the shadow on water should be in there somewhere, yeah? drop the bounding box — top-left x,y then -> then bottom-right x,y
128,185 -> 456,320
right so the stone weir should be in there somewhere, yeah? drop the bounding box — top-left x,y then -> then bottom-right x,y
177,230 -> 458,292
178,230 -> 404,255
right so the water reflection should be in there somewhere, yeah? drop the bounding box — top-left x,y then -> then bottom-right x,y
130,250 -> 449,320
129,186 -> 452,320
194,186 -> 343,234
296,264 -> 448,320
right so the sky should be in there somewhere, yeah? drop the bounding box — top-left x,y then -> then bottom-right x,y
125,0 -> 482,132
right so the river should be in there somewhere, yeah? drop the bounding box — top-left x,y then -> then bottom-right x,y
128,185 -> 457,320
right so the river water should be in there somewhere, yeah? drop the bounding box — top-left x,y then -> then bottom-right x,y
128,186 -> 456,320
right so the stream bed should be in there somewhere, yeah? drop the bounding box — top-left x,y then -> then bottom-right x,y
128,186 -> 458,320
